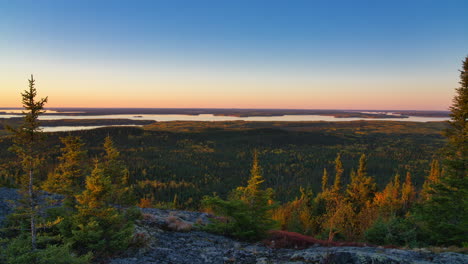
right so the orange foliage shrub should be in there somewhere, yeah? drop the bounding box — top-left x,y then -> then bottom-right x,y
138,197 -> 153,208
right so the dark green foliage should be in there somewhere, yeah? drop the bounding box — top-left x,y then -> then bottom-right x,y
414,57 -> 468,246
414,176 -> 468,246
3,236 -> 90,264
124,206 -> 143,222
0,121 -> 448,208
365,217 -> 423,247
65,162 -> 134,258
102,136 -> 136,206
202,152 -> 278,241
42,136 -> 88,205
202,195 -> 265,240
67,208 -> 133,257
202,194 -> 278,241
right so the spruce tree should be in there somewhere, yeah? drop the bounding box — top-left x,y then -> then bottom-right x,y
202,150 -> 277,240
101,136 -> 135,205
43,136 -> 88,204
416,57 -> 468,245
70,161 -> 133,257
346,154 -> 376,211
420,160 -> 441,201
401,171 -> 415,213
333,153 -> 344,193
9,75 -> 48,250
102,135 -> 126,185
321,168 -> 328,192
374,173 -> 401,219
235,149 -> 269,207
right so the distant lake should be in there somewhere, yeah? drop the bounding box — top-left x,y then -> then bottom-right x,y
40,125 -> 140,132
0,113 -> 449,132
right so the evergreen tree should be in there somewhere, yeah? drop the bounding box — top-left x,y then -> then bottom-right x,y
333,153 -> 343,193
357,153 -> 367,178
343,155 -> 377,239
43,136 -> 88,204
321,168 -> 328,192
416,57 -> 468,245
374,173 -> 401,219
272,187 -> 314,235
75,162 -> 112,209
101,136 -> 135,205
202,150 -> 277,240
420,160 -> 441,201
69,161 -> 133,257
346,154 -> 376,211
8,75 -> 48,250
401,171 -> 415,213
234,150 -> 271,207
102,135 -> 126,185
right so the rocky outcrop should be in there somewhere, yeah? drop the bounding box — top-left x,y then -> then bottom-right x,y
111,208 -> 468,264
1,190 -> 466,264
289,247 -> 468,264
0,188 -> 21,225
0,187 -> 63,225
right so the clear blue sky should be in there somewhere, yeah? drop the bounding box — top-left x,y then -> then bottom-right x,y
1,0 -> 467,109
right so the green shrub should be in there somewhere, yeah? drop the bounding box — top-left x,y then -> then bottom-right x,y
201,195 -> 277,241
124,206 -> 143,222
202,151 -> 278,241
4,236 -> 91,264
364,217 -> 423,247
67,207 -> 133,258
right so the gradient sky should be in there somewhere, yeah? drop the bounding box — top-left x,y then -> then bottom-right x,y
1,0 -> 467,110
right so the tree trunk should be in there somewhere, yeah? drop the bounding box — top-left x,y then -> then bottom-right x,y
29,167 -> 36,250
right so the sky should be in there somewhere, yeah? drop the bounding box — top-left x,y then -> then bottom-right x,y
0,0 -> 467,110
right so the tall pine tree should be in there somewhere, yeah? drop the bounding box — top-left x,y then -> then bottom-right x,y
9,75 -> 48,250
416,56 -> 468,245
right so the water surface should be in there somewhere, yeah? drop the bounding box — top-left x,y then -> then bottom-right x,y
1,112 -> 449,133
1,113 -> 449,122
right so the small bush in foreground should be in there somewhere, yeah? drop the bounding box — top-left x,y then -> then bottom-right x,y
4,236 -> 91,264
364,217 -> 422,247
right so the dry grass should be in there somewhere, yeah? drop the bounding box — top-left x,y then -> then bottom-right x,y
166,216 -> 192,232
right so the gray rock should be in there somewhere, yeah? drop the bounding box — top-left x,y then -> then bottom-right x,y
111,209 -> 468,264
0,188 -> 21,225
432,252 -> 468,264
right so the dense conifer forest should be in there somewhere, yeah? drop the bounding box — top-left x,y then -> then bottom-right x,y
0,121 -> 447,206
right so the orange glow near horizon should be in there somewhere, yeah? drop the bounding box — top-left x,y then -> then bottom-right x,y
0,70 -> 455,110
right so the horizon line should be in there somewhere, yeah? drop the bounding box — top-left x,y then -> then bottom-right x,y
0,107 -> 450,112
